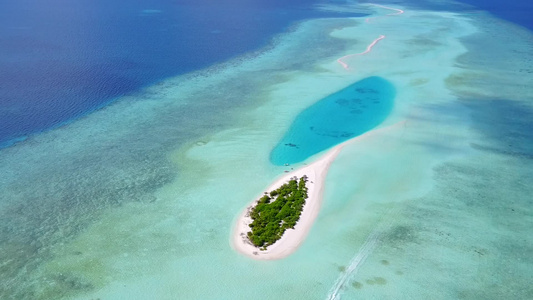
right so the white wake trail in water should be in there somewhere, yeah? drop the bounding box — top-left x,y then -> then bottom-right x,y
325,231 -> 380,300
325,208 -> 399,300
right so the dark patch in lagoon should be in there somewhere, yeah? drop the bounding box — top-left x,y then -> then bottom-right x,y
366,277 -> 387,285
352,281 -> 363,289
384,225 -> 419,246
285,143 -> 299,148
51,273 -> 94,291
380,259 -> 390,266
270,77 -> 395,165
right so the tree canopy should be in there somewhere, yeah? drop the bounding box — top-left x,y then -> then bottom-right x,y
247,176 -> 308,249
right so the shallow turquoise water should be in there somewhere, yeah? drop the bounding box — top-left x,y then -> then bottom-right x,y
1,1 -> 532,299
270,76 -> 395,165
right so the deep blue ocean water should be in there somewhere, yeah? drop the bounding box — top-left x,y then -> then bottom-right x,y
270,76 -> 395,165
0,0 -> 357,148
0,0 -> 530,149
456,0 -> 532,30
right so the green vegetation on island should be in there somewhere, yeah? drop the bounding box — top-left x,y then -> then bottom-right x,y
247,176 -> 309,249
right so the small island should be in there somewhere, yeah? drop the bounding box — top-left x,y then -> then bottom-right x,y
232,145 -> 343,260
247,176 -> 308,250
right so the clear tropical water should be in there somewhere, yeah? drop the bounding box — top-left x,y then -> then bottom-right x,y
0,0 -> 356,148
270,76 -> 395,165
455,0 -> 533,29
0,0 -> 532,299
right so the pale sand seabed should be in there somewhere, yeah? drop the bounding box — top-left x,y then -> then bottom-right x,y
1,1 -> 532,299
317,4 -> 533,300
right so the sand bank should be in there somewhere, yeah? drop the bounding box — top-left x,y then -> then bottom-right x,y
232,122 -> 406,260
232,146 -> 342,260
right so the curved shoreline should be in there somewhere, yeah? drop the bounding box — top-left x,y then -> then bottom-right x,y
232,146 -> 342,260
231,122 -> 406,260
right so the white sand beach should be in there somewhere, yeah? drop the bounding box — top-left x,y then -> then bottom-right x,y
231,145 -> 342,260
232,122 -> 406,260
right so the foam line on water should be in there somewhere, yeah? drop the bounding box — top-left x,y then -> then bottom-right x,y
325,207 -> 401,300
325,231 -> 380,300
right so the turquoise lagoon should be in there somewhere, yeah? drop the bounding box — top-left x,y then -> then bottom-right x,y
0,1 -> 532,299
270,76 -> 395,165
